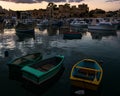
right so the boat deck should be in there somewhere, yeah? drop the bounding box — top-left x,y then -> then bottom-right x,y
30,57 -> 62,72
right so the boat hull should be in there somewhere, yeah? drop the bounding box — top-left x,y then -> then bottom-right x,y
63,32 -> 82,39
88,25 -> 116,31
22,63 -> 63,85
22,66 -> 64,94
15,22 -> 35,34
15,28 -> 34,34
71,79 -> 99,91
70,24 -> 88,28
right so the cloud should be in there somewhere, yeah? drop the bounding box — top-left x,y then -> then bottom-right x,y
2,0 -> 41,3
69,0 -> 84,2
106,0 -> 120,2
1,0 -> 84,3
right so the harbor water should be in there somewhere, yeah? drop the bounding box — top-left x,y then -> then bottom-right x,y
0,26 -> 120,96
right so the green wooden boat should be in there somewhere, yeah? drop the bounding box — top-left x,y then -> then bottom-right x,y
21,55 -> 64,85
7,52 -> 42,80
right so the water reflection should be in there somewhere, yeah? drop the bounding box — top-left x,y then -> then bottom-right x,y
89,30 -> 117,40
0,26 -> 120,96
38,26 -> 47,31
0,29 -> 4,33
16,32 -> 35,42
47,26 -> 59,36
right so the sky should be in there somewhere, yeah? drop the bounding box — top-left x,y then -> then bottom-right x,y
0,0 -> 120,11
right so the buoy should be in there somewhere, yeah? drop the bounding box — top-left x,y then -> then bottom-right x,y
74,90 -> 85,95
4,50 -> 9,57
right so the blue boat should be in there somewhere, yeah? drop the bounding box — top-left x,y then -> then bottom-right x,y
70,59 -> 103,91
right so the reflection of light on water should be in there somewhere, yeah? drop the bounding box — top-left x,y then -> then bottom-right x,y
0,34 -> 16,49
82,32 -> 92,40
42,29 -> 48,35
34,34 -> 43,44
18,39 -> 35,48
3,41 -> 16,49
117,31 -> 120,38
51,40 -> 80,48
4,29 -> 15,34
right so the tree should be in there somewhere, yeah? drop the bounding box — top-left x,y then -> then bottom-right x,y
64,3 -> 70,8
89,9 -> 106,17
47,2 -> 57,18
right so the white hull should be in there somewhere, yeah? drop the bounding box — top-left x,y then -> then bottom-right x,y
88,25 -> 116,31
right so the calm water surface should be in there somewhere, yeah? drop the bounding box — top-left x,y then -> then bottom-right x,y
0,27 -> 120,96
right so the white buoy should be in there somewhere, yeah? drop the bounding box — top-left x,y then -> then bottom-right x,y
74,90 -> 85,95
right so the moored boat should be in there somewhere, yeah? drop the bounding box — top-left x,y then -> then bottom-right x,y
70,19 -> 88,29
7,52 -> 42,80
63,32 -> 82,39
70,59 -> 103,91
88,21 -> 117,31
15,21 -> 35,33
15,12 -> 35,34
21,55 -> 64,85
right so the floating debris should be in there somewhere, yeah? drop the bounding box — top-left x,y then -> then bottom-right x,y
74,90 -> 85,95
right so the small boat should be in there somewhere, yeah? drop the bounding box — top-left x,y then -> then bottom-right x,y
7,52 -> 42,80
21,55 -> 64,85
15,22 -> 35,33
15,12 -> 35,34
70,59 -> 103,91
37,19 -> 49,27
70,19 -> 88,28
63,32 -> 82,39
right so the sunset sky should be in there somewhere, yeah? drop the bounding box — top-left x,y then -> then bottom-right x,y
0,0 -> 120,11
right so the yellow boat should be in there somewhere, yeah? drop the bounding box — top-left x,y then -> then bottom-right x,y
70,59 -> 103,91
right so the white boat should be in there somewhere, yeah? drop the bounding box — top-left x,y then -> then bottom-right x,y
88,20 -> 117,31
37,19 -> 49,27
110,19 -> 120,29
70,19 -> 88,28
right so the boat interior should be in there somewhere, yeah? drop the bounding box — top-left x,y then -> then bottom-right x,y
73,66 -> 101,81
22,54 -> 38,61
12,54 -> 40,65
30,57 -> 62,72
